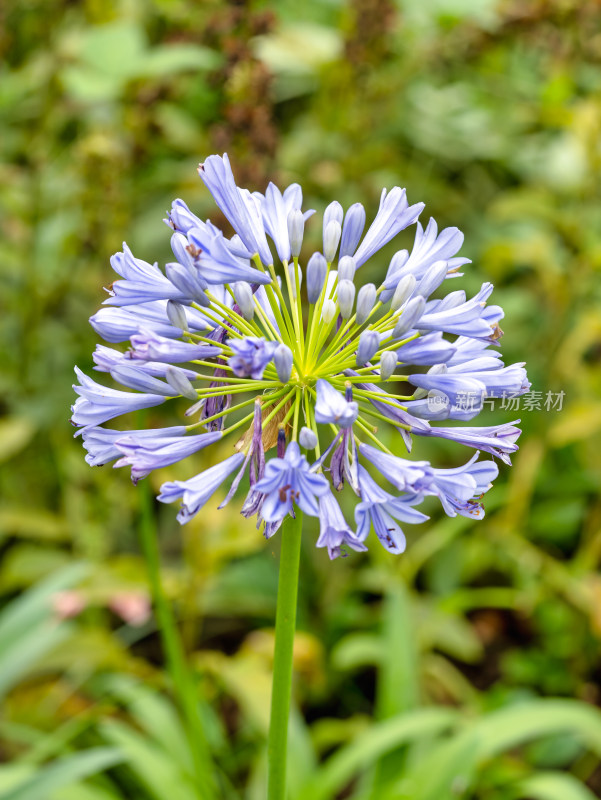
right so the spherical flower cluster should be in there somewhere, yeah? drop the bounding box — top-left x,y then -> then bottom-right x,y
72,154 -> 528,558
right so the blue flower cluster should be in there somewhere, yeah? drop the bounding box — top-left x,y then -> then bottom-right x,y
72,154 -> 528,558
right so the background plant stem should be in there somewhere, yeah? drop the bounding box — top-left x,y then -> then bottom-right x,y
267,510 -> 304,800
138,477 -> 215,799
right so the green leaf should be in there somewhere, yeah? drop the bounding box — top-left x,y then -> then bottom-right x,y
60,67 -> 122,103
0,748 -> 123,800
474,701 -> 601,760
396,727 -> 480,800
0,767 -> 35,796
52,784 -> 124,800
0,564 -> 89,698
99,720 -> 198,800
0,509 -> 69,542
139,45 -> 220,77
403,700 -> 601,800
511,772 -> 599,800
331,632 -> 382,672
0,564 -> 87,654
77,22 -> 146,78
296,709 -> 458,800
287,708 -> 317,800
0,418 -> 35,463
99,675 -> 194,776
376,581 -> 419,718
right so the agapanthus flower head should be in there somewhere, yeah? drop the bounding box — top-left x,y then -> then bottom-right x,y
72,153 -> 527,558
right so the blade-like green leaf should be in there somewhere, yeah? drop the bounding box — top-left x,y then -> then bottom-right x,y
512,771 -> 599,800
0,565 -> 88,698
296,709 -> 458,800
474,701 -> 601,760
99,675 -> 194,776
0,563 -> 88,653
370,580 -> 421,798
403,699 -> 601,800
139,45 -> 220,77
0,623 -> 71,699
376,580 -> 419,719
393,727 -> 480,800
52,783 -> 124,800
0,748 -> 123,800
287,707 -> 317,800
99,720 -> 199,800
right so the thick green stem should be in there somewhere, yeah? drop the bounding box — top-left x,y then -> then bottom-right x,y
138,479 -> 214,798
267,510 -> 304,800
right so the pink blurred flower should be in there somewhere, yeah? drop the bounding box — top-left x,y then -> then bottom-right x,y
52,590 -> 86,619
109,592 -> 151,626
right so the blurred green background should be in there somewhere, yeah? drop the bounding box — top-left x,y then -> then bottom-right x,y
2,0 -> 601,798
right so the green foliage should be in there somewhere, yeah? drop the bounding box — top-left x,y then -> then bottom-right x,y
2,0 -> 601,797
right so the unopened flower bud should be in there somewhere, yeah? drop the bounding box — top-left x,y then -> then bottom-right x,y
166,300 -> 188,331
111,365 -> 175,395
338,255 -> 356,282
413,363 -> 448,400
416,260 -> 448,300
324,220 -> 342,263
389,249 -> 410,274
196,290 -> 210,307
287,209 -> 304,258
355,283 -> 376,325
165,263 -> 206,304
229,234 -> 248,257
392,296 -> 426,339
273,344 -> 293,382
286,263 -> 302,299
299,426 -> 318,449
165,366 -> 198,400
357,330 -> 379,366
323,200 -> 344,233
322,298 -> 337,323
233,282 -> 254,321
391,274 -> 417,311
437,289 -> 465,311
306,253 -> 328,303
340,202 -> 366,257
429,362 -> 449,376
337,279 -> 355,319
380,350 -> 397,381
379,250 -> 411,303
